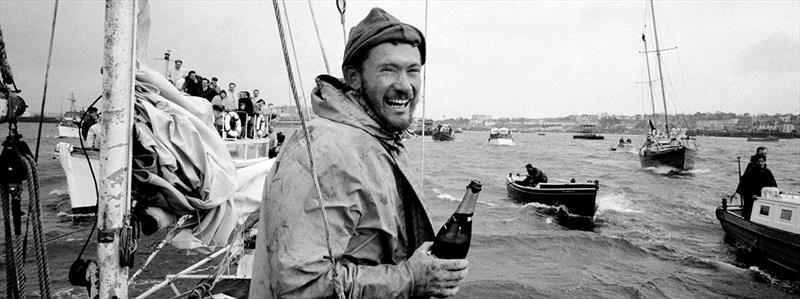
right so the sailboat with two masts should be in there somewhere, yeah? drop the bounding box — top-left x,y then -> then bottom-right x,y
638,0 -> 696,171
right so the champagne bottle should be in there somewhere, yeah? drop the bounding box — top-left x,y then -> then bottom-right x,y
430,180 -> 483,259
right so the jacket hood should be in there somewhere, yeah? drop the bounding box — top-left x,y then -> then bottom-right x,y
311,75 -> 403,145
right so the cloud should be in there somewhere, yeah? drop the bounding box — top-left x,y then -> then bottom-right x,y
738,33 -> 800,74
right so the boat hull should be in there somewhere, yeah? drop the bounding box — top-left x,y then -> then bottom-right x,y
747,137 -> 779,142
506,176 -> 598,217
573,135 -> 604,140
489,137 -> 515,146
639,145 -> 695,170
57,124 -> 80,138
432,132 -> 455,142
716,207 -> 800,274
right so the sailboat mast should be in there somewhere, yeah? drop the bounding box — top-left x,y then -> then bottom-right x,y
649,0 -> 670,136
98,0 -> 136,297
641,33 -> 657,121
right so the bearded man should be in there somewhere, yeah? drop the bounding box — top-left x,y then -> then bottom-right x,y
250,7 -> 469,299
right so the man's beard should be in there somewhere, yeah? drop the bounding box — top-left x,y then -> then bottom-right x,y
359,86 -> 415,133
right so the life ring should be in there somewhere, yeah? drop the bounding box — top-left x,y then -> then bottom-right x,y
254,114 -> 268,137
223,111 -> 242,138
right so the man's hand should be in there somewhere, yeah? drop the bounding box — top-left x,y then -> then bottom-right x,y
407,241 -> 469,298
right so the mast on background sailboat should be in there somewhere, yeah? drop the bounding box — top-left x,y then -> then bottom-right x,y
640,32 -> 657,126
649,0 -> 670,138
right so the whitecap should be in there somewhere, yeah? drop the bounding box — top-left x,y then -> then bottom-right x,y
596,193 -> 642,214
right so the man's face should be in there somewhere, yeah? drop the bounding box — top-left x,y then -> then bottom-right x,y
355,43 -> 421,132
210,81 -> 217,89
175,61 -> 182,69
202,79 -> 209,88
758,148 -> 767,156
253,90 -> 260,97
229,83 -> 235,90
756,158 -> 766,169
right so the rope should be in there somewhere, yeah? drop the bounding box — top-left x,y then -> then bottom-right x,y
336,0 -> 347,45
420,0 -> 430,193
281,0 -> 312,121
22,152 -> 52,298
2,184 -> 26,298
305,0 -> 331,74
129,215 -> 188,283
33,0 -> 59,162
271,1 -> 345,298
74,95 -> 102,261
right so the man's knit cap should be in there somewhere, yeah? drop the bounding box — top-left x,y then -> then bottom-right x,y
342,7 -> 426,67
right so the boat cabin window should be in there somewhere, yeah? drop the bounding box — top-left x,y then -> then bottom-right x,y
780,209 -> 792,221
759,205 -> 770,216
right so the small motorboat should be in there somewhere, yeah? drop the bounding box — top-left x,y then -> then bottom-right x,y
489,127 -> 515,146
506,173 -> 599,228
716,187 -> 800,274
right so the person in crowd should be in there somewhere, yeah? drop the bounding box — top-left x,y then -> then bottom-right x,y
736,153 -> 777,220
81,107 -> 99,139
250,7 -> 468,298
182,71 -> 203,97
167,59 -> 187,87
522,163 -> 548,187
85,113 -> 103,149
226,82 -> 238,105
210,77 -> 222,93
254,99 -> 266,115
251,89 -> 261,103
267,131 -> 284,158
210,90 -> 228,134
200,78 -> 218,102
237,91 -> 255,137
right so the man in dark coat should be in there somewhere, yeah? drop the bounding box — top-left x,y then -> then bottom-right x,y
736,153 -> 777,220
200,78 -> 218,102
522,163 -> 548,187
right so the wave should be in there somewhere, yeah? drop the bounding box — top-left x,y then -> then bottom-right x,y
596,193 -> 642,214
432,187 -> 496,206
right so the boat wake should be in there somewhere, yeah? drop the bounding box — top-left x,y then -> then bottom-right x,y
643,166 -> 693,177
596,193 -> 642,214
431,188 -> 495,206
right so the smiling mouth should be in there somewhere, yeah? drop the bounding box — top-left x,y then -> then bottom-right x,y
386,97 -> 411,109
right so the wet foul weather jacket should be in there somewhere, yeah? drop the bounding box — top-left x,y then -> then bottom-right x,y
250,75 -> 435,298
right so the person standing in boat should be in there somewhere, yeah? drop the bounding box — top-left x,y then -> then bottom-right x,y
251,7 -> 469,298
736,153 -> 777,220
522,163 -> 548,187
80,107 -> 99,139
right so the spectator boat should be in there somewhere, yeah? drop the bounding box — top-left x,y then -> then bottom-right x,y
572,124 -> 604,140
506,173 -> 599,228
432,124 -> 455,141
488,127 -> 515,146
716,187 -> 800,274
56,93 -> 83,138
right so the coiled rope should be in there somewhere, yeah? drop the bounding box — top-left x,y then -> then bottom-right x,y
271,1 -> 345,298
1,131 -> 52,298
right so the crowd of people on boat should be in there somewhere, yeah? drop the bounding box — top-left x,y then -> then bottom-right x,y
164,59 -> 279,140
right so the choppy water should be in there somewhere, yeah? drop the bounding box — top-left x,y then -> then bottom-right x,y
405,131 -> 800,298
2,123 -> 799,298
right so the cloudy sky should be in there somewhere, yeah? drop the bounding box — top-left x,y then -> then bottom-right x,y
1,0 -> 798,119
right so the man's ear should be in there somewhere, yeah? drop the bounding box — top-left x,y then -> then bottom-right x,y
343,65 -> 361,90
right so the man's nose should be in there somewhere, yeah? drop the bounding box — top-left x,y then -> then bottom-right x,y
392,73 -> 414,95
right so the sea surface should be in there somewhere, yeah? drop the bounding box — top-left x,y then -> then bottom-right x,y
2,123 -> 799,298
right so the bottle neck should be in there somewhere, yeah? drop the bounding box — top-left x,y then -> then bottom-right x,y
454,191 -> 479,215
